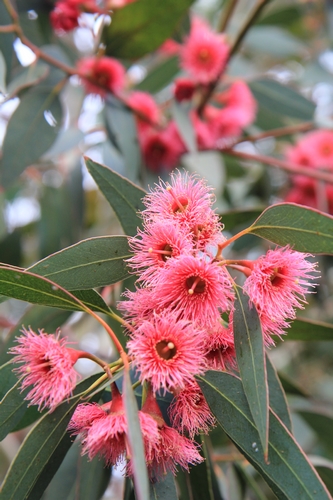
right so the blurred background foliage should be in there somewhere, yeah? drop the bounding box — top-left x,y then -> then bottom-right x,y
1,0 -> 333,498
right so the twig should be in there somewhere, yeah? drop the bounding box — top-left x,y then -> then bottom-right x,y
223,149 -> 333,184
197,0 -> 271,115
234,121 -> 314,145
218,0 -> 240,33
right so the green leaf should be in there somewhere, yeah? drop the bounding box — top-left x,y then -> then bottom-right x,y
0,51 -> 6,94
0,266 -> 110,313
150,471 -> 179,499
7,63 -> 49,97
123,371 -> 149,500
249,79 -> 315,121
171,101 -> 196,154
198,371 -> 331,500
220,208 -> 264,233
102,0 -> 194,59
0,3 -> 14,84
311,457 -> 333,497
104,96 -> 140,182
1,87 -> 63,187
283,318 -> 333,341
244,27 -> 307,57
85,158 -> 145,236
136,56 -> 179,93
266,354 -> 292,432
44,441 -> 111,500
28,236 -> 131,290
248,203 -> 333,254
0,374 -> 103,500
0,380 -> 29,441
233,286 -> 269,458
298,410 -> 333,454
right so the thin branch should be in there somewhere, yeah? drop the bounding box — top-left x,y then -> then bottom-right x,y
0,24 -> 15,33
229,0 -> 271,58
234,121 -> 314,145
218,0 -> 240,33
223,149 -> 333,185
197,0 -> 271,115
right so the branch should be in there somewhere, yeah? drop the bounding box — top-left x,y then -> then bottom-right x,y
197,0 -> 271,115
223,149 -> 333,184
218,0 -> 240,33
234,122 -> 314,145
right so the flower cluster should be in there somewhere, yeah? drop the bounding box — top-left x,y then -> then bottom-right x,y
284,129 -> 333,214
126,17 -> 257,171
51,10 -> 257,172
9,173 -> 318,480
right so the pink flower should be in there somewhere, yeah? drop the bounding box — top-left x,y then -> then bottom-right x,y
50,1 -> 80,32
127,220 -> 193,284
10,327 -> 82,411
180,17 -> 229,84
127,91 -> 160,132
127,312 -> 206,393
76,56 -> 125,97
168,381 -> 215,438
153,255 -> 234,327
139,121 -> 185,172
158,39 -> 182,56
243,247 -> 318,324
106,0 -> 137,7
204,322 -> 236,371
139,389 -> 203,479
173,78 -> 196,102
142,171 -> 219,234
191,111 -> 216,150
76,384 -> 129,465
217,81 -> 257,128
118,287 -> 160,326
68,402 -> 108,438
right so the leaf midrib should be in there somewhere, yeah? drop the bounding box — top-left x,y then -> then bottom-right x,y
199,376 -> 320,499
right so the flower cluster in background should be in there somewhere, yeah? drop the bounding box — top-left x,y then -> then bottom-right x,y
9,173 -> 318,480
284,129 -> 333,214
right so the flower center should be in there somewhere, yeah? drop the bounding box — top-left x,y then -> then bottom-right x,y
166,186 -> 189,213
148,244 -> 173,262
198,48 -> 210,62
95,72 -> 109,87
270,267 -> 285,287
321,144 -> 333,156
151,141 -> 167,160
186,275 -> 206,294
155,340 -> 177,360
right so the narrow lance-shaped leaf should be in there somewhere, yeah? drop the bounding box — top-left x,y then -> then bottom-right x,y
247,203 -> 333,254
85,158 -> 145,236
28,236 -> 131,290
266,354 -> 292,432
1,87 -> 62,187
233,286 -> 269,459
104,96 -> 140,183
123,371 -> 150,500
198,371 -> 331,500
102,0 -> 195,59
249,79 -> 315,121
0,374 -> 104,500
283,317 -> 333,341
0,266 -> 110,314
150,471 -> 179,500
